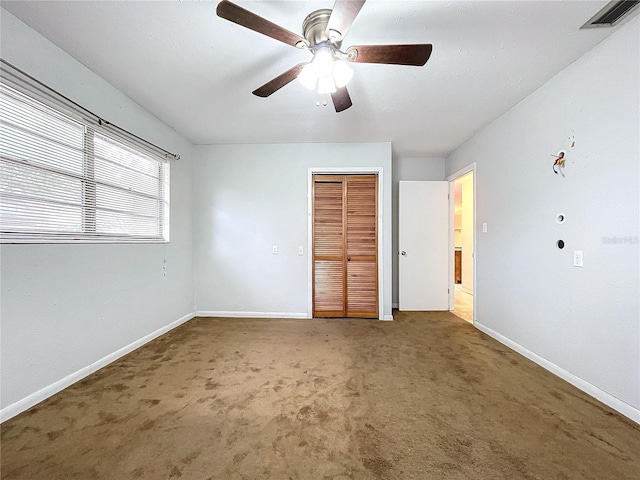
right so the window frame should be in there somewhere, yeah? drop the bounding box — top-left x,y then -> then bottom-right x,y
0,66 -> 173,244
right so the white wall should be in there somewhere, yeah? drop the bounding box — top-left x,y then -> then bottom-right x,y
392,157 -> 445,306
446,17 -> 640,421
193,143 -> 393,319
0,10 -> 195,417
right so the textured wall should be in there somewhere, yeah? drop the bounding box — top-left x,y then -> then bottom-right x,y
193,143 -> 393,319
0,10 -> 195,412
446,17 -> 640,419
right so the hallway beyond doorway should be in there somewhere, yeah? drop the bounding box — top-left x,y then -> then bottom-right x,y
453,284 -> 473,323
450,167 -> 475,323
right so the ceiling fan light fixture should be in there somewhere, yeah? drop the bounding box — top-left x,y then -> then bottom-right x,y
333,58 -> 353,88
317,75 -> 337,94
298,47 -> 352,93
313,46 -> 335,76
298,63 -> 318,90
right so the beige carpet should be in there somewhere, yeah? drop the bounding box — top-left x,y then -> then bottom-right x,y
1,312 -> 639,479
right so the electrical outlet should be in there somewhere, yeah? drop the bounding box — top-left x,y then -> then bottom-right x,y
298,246 -> 304,256
573,250 -> 583,267
272,245 -> 278,255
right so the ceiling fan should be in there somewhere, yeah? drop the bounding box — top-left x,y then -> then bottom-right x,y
216,0 -> 432,113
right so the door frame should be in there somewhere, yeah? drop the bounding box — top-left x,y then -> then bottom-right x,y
447,163 -> 476,323
307,167 -> 385,320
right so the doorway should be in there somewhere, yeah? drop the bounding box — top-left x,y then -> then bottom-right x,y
449,168 -> 475,323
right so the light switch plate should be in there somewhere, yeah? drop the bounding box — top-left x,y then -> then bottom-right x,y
272,245 -> 278,254
298,246 -> 304,255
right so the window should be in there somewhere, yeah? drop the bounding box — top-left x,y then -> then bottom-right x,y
0,82 -> 170,243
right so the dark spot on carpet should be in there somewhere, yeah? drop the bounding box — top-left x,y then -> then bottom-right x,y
140,420 -> 155,431
233,452 -> 248,464
297,406 -> 312,421
362,457 -> 393,478
205,379 -> 220,390
46,430 -> 64,441
182,450 -> 201,465
97,411 -> 119,424
168,465 -> 182,478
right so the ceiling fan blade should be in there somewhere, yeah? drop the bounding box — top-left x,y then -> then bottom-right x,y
252,63 -> 308,97
346,44 -> 433,66
217,0 -> 308,48
326,0 -> 366,40
331,86 -> 353,113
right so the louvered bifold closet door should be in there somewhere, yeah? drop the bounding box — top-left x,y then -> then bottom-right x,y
345,176 -> 378,318
313,176 -> 345,317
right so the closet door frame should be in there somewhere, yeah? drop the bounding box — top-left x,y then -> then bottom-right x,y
307,167 -> 384,320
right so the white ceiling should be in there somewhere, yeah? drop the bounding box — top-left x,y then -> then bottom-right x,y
1,1 -> 626,157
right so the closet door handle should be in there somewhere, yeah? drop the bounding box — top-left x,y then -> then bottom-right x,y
347,256 -> 351,261
401,251 -> 407,256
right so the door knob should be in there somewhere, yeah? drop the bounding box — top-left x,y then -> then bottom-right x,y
401,251 -> 407,256
347,256 -> 351,261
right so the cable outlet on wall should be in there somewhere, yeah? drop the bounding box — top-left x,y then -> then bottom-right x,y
272,245 -> 278,255
573,250 -> 583,267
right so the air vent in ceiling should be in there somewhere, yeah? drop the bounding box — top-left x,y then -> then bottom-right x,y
581,0 -> 640,29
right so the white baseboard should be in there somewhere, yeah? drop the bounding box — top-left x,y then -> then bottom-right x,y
197,311 -> 394,321
196,311 -> 310,319
475,322 -> 640,425
0,311 -> 196,423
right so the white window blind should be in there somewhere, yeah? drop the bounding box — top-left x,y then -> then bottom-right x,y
0,81 -> 170,243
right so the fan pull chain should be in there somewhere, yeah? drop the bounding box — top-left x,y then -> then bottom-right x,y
315,94 -> 328,107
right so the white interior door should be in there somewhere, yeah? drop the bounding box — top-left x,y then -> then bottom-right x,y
399,181 -> 449,310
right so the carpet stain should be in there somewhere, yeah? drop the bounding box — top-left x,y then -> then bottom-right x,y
168,465 -> 182,478
46,430 -> 64,441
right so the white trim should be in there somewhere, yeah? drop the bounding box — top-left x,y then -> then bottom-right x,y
448,181 -> 456,311
307,167 -> 386,320
196,311 -> 309,319
382,314 -> 394,321
447,164 -> 476,182
475,322 -> 640,425
0,311 -> 196,423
